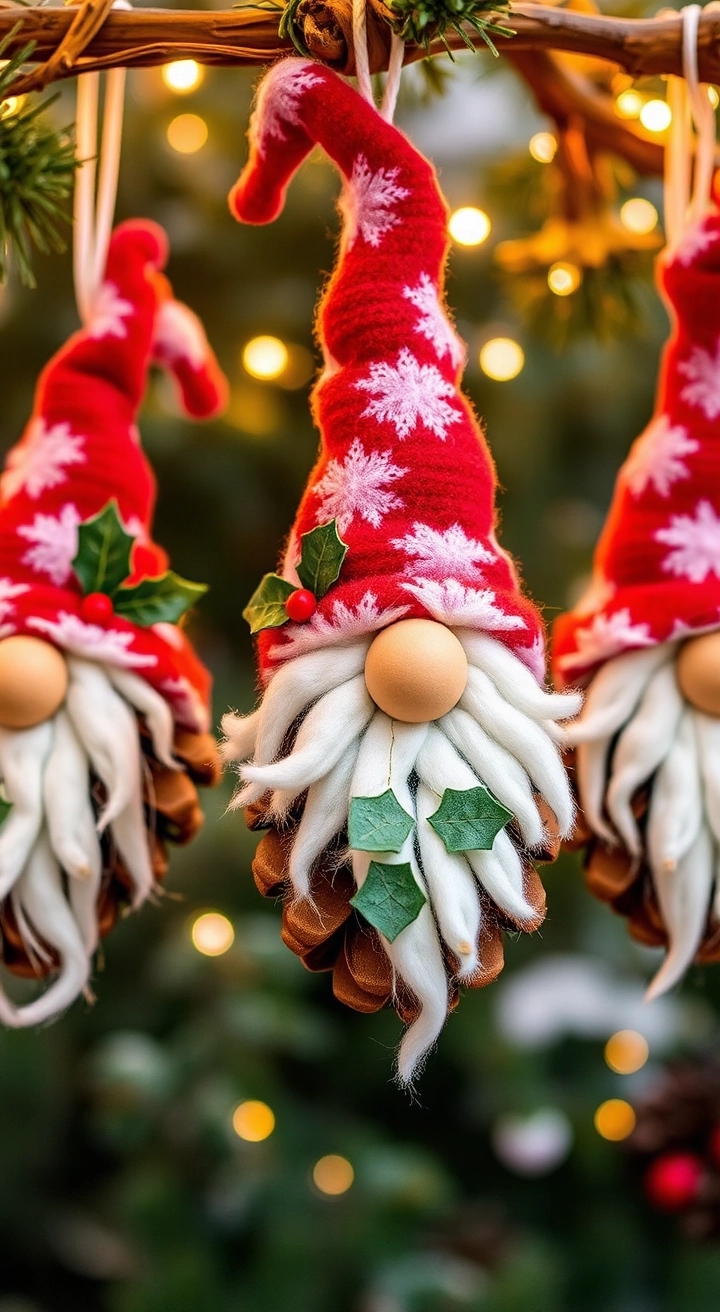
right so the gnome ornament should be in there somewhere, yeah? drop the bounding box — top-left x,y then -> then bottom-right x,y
554,59 -> 720,998
0,218 -> 227,1023
223,60 -> 579,1083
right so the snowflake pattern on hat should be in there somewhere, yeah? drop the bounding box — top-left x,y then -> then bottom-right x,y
554,211 -> 720,679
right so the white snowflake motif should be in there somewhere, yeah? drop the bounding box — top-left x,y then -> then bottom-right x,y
401,577 -> 526,631
355,348 -> 462,441
28,613 -> 157,668
153,299 -> 208,369
269,592 -> 410,662
392,522 -> 495,577
678,339 -> 720,419
674,219 -> 719,268
557,609 -> 654,672
17,504 -> 81,585
0,578 -> 29,626
160,677 -> 209,733
402,274 -> 464,368
313,439 -> 407,532
87,281 -> 134,340
253,61 -> 323,154
1,418 -> 86,502
624,415 -> 699,499
518,632 -> 546,684
656,499 -> 720,582
340,155 -> 410,249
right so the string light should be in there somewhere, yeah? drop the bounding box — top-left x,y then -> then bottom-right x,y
448,207 -> 491,247
529,132 -> 558,163
594,1098 -> 637,1141
604,1030 -> 649,1075
166,113 -> 208,154
243,335 -> 289,380
0,95 -> 23,119
479,338 -> 524,381
640,99 -> 672,133
547,262 -> 581,296
615,89 -> 644,119
620,197 -> 659,235
312,1154 -> 355,1195
232,1100 -> 276,1142
709,86 -> 719,108
191,912 -> 234,956
162,60 -> 204,93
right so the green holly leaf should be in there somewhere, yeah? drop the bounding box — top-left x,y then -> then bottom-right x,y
243,573 -> 296,635
296,519 -> 348,598
428,786 -> 513,853
114,571 -> 207,626
350,861 -> 426,942
0,797 -> 11,827
72,500 -> 134,596
349,789 -> 415,853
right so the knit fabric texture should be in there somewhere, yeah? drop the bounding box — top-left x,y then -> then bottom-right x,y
0,219 -> 227,730
230,60 -> 546,682
554,213 -> 720,684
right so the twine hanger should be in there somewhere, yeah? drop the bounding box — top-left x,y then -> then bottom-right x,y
664,3 -> 719,251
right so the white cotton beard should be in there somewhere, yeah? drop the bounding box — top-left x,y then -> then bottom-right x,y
226,632 -> 576,1084
0,658 -> 177,1027
566,643 -> 720,1001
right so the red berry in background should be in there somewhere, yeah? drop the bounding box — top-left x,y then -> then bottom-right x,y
644,1152 -> 705,1212
81,592 -> 114,626
285,589 -> 317,622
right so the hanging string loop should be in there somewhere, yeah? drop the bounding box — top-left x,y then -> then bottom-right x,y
664,2 -> 718,251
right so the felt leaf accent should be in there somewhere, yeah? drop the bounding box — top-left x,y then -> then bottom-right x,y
428,786 -> 513,853
296,519 -> 348,598
348,789 -> 415,853
350,861 -> 426,942
72,500 -> 134,597
0,797 -> 12,827
114,572 -> 208,626
243,573 -> 296,635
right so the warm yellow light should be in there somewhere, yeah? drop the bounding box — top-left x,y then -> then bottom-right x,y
604,1030 -> 649,1075
167,113 -> 208,154
547,262 -> 581,296
479,337 -> 524,382
191,911 -> 234,957
529,131 -> 558,164
312,1154 -> 355,1195
0,96 -> 21,119
640,99 -> 672,133
594,1098 -> 637,1141
615,89 -> 644,120
162,60 -> 204,94
620,197 -> 659,235
448,207 -> 491,247
708,86 -> 719,109
243,335 -> 289,380
232,1100 -> 276,1142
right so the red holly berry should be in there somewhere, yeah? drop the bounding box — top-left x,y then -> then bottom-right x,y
286,589 -> 317,622
81,592 -> 114,626
644,1152 -> 704,1212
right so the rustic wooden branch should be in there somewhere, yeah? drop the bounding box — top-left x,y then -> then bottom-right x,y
0,3 -> 719,83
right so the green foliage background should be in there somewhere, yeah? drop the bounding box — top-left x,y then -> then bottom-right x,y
1,41 -> 720,1312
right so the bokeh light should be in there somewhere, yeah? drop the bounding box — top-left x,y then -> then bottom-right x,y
232,1100 -> 276,1142
191,911 -> 234,957
0,95 -> 23,119
547,262 -> 581,296
167,113 -> 208,154
604,1030 -> 649,1075
640,99 -> 672,133
162,60 -> 204,93
479,337 -> 524,381
529,132 -> 558,163
620,197 -> 659,235
448,207 -> 491,247
594,1098 -> 637,1141
709,86 -> 719,108
312,1154 -> 355,1195
243,335 -> 289,380
615,89 -> 643,119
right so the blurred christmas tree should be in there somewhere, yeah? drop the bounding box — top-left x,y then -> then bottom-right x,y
1,8 -> 720,1310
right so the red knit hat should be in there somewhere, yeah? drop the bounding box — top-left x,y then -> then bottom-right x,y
554,212 -> 720,684
0,219 -> 227,730
230,60 -> 545,679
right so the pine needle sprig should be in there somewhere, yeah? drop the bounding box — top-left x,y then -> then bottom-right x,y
0,31 -> 76,287
386,0 -> 514,58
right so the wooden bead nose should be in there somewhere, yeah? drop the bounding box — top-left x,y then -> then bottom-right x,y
0,635 -> 68,729
364,619 -> 468,723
